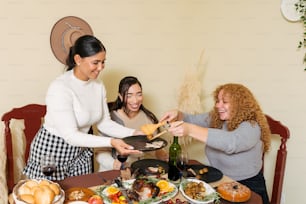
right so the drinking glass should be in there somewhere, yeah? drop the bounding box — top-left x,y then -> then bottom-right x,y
40,154 -> 56,177
116,154 -> 128,170
177,150 -> 189,179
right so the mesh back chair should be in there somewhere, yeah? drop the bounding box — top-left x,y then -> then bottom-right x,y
2,104 -> 46,192
265,114 -> 290,204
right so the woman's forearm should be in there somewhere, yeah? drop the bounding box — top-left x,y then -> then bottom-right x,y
186,123 -> 208,143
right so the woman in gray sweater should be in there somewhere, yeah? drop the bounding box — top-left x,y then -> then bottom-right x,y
161,83 -> 271,204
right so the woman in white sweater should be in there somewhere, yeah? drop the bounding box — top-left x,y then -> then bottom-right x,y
23,35 -> 141,180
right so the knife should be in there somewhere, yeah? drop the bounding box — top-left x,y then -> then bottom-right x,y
114,177 -> 132,204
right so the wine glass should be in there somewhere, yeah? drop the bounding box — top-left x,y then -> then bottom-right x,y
116,153 -> 128,170
177,150 -> 189,179
40,154 -> 56,177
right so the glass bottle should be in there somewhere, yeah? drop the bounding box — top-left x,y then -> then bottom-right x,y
168,136 -> 182,181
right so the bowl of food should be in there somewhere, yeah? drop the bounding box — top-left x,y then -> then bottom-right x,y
12,179 -> 65,204
179,178 -> 219,204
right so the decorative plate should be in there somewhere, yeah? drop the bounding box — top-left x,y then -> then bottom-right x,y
179,178 -> 218,204
98,178 -> 178,204
123,135 -> 167,152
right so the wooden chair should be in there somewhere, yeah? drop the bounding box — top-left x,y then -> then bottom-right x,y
2,104 -> 46,193
265,114 -> 290,204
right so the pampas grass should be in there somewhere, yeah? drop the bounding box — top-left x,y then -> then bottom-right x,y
177,50 -> 207,146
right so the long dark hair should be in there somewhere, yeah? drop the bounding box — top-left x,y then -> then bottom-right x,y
109,76 -> 158,124
66,35 -> 106,71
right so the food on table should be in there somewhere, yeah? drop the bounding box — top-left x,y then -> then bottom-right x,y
88,195 -> 104,204
98,178 -> 177,204
217,181 -> 251,202
156,180 -> 174,193
141,122 -> 166,138
103,186 -> 128,204
199,167 -> 208,174
187,168 -> 197,176
187,166 -> 209,179
13,179 -> 64,204
161,198 -> 189,204
106,186 -> 120,195
65,187 -> 95,202
180,178 -> 219,203
183,181 -> 206,200
131,178 -> 160,200
147,165 -> 166,174
145,140 -> 164,149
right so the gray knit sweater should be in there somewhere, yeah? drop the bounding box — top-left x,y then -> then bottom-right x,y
183,113 -> 262,181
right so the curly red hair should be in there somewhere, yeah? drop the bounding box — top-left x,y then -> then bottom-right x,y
209,83 -> 271,152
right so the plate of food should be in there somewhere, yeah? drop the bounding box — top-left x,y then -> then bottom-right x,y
64,187 -> 95,203
96,177 -> 177,204
179,178 -> 219,204
123,135 -> 167,152
186,164 -> 223,183
131,159 -> 168,176
216,181 -> 251,203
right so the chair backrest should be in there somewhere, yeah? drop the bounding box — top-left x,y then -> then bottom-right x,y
1,104 -> 46,192
265,114 -> 290,204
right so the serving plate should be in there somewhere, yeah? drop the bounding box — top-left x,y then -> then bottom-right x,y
99,178 -> 178,204
179,178 -> 218,204
131,159 -> 168,175
123,135 -> 167,152
186,164 -> 223,183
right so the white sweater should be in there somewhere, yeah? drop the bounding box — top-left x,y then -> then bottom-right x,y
43,70 -> 135,147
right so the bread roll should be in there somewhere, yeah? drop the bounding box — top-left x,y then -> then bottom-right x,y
25,180 -> 38,188
18,185 -> 32,195
19,194 -> 35,204
34,187 -> 55,204
39,179 -> 50,186
49,183 -> 60,195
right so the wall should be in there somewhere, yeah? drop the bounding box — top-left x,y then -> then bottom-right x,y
1,0 -> 304,203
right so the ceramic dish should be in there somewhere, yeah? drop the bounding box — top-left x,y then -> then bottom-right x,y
99,178 -> 178,204
123,135 -> 167,152
186,164 -> 223,183
179,178 -> 218,204
131,159 -> 168,175
13,179 -> 65,204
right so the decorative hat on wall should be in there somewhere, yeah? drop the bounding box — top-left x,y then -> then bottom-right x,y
50,16 -> 93,64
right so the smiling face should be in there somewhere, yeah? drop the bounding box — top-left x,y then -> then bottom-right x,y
73,51 -> 106,81
215,89 -> 232,121
120,83 -> 143,117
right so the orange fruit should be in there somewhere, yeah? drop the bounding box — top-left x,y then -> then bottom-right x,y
156,180 -> 170,192
107,186 -> 119,195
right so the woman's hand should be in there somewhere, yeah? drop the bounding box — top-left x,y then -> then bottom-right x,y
168,121 -> 187,137
159,109 -> 182,123
133,130 -> 144,135
110,138 -> 142,155
168,121 -> 209,143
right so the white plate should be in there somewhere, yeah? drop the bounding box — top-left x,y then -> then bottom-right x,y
100,178 -> 178,204
179,178 -> 216,204
280,0 -> 302,22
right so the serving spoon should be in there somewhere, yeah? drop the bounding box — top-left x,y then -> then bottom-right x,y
145,121 -> 184,141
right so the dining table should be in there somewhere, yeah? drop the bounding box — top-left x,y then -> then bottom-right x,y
57,159 -> 263,204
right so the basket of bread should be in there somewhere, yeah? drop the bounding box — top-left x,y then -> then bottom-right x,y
12,179 -> 65,204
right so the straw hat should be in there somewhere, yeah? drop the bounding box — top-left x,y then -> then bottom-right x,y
50,16 -> 93,64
